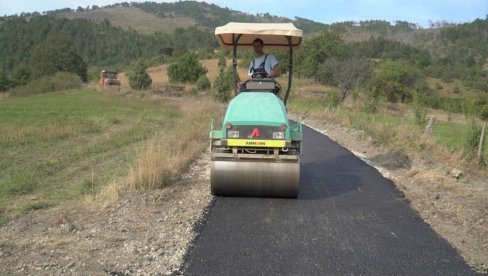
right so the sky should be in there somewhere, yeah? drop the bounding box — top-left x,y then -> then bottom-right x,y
0,0 -> 487,27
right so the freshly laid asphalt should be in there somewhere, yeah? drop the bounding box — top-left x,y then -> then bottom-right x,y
183,125 -> 479,275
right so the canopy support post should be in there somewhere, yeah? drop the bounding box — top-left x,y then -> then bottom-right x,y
284,36 -> 293,106
232,34 -> 242,95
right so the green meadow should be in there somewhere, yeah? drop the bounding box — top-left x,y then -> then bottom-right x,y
0,88 -> 220,222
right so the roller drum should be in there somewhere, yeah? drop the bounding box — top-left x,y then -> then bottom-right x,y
211,160 -> 300,197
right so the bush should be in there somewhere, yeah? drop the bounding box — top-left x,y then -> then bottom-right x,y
11,62 -> 31,86
412,90 -> 427,125
218,53 -> 226,67
0,70 -> 11,92
464,119 -> 481,160
213,67 -> 233,102
462,92 -> 488,117
295,32 -> 347,78
167,52 -> 207,83
413,104 -> 427,125
362,94 -> 378,113
480,105 -> 488,121
10,72 -> 82,97
50,72 -> 83,90
30,35 -> 87,82
196,75 -> 211,90
318,57 -> 373,99
453,86 -> 461,93
435,82 -> 443,90
325,91 -> 341,108
128,60 -> 152,90
374,59 -> 420,103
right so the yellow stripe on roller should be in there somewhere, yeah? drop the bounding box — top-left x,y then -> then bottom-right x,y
227,139 -> 285,147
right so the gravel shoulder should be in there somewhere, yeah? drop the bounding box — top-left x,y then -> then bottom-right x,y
0,153 -> 213,275
0,116 -> 486,275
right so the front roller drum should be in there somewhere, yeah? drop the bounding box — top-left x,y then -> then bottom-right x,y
211,160 -> 300,198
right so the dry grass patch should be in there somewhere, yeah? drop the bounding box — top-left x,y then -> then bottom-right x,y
95,178 -> 121,206
201,59 -> 222,83
426,77 -> 466,97
117,72 -> 129,89
0,92 -> 8,101
201,58 -> 248,83
97,96 -> 224,204
147,64 -> 170,85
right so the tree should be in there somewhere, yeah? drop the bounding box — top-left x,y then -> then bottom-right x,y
318,57 -> 373,101
11,62 -> 31,86
167,52 -> 207,83
374,60 -> 420,103
295,32 -> 347,78
217,52 -> 226,67
30,35 -> 88,81
0,70 -> 11,92
196,75 -> 211,90
213,66 -> 236,102
128,60 -> 152,90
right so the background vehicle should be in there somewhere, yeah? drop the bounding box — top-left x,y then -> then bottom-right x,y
99,70 -> 121,89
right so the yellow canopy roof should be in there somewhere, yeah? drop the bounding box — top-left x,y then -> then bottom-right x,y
215,22 -> 303,50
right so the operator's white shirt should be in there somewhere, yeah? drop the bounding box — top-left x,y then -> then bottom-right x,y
247,53 -> 279,76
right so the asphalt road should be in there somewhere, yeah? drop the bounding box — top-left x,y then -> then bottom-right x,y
183,125 -> 479,275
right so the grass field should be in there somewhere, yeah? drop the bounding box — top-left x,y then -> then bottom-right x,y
0,88 -> 222,222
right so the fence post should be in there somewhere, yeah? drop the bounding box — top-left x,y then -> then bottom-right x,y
477,122 -> 486,159
425,115 -> 437,135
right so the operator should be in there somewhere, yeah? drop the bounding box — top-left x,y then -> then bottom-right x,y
248,38 -> 281,79
238,38 -> 281,94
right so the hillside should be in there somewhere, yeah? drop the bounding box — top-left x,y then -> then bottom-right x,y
45,1 -> 328,34
58,7 -> 197,34
49,2 -> 488,63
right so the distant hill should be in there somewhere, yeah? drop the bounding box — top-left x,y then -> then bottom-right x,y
50,2 -> 447,48
58,7 -> 197,34
36,1 -> 449,43
42,1 -> 329,34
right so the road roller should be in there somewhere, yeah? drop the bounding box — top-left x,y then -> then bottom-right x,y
210,22 -> 303,197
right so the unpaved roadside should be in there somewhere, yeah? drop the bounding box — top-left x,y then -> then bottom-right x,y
0,116 -> 486,275
0,153 -> 213,275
